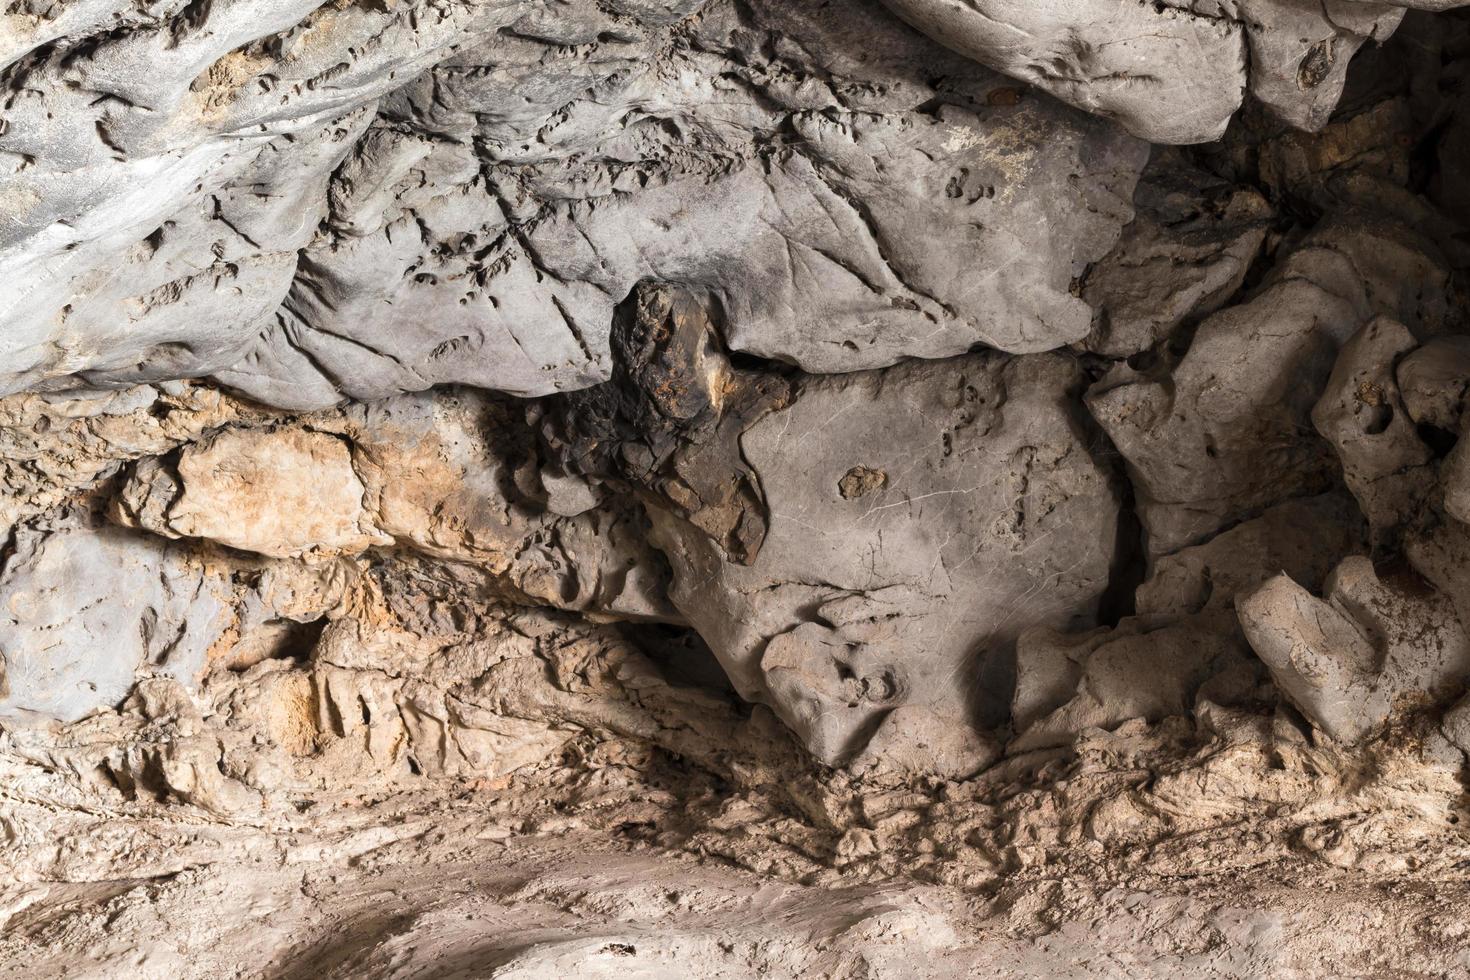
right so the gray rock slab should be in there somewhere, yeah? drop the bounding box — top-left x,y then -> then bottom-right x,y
0,523 -> 231,723
651,351 -> 1119,764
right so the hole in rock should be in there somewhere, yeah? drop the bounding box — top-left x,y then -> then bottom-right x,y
619,623 -> 736,696
1363,402 -> 1394,435
1418,422 -> 1459,457
221,617 -> 328,672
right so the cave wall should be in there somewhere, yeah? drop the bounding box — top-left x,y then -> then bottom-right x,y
4,1 -> 1470,974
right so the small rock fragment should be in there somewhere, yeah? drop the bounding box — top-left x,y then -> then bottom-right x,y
838,467 -> 888,501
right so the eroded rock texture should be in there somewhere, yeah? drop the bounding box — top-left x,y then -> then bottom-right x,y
880,0 -> 1428,143
2,0 -> 1148,408
4,1 -> 1470,976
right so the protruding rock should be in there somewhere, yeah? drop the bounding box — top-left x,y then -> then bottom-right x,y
117,427 -> 392,560
1397,336 -> 1470,432
878,0 -> 1413,144
1,0 -> 1150,407
849,705 -> 1001,782
1237,557 -> 1470,743
1440,693 -> 1470,756
1135,493 -> 1366,617
537,285 -> 791,566
760,623 -> 908,764
1312,317 -> 1435,547
650,347 -> 1118,765
1011,613 -> 1260,752
1084,162 -> 1271,358
0,524 -> 232,723
1089,218 -> 1450,556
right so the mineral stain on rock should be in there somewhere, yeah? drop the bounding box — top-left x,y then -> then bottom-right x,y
2,1 -> 1470,976
838,465 -> 887,500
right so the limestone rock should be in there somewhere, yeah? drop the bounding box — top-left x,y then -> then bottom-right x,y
1011,612 -> 1261,752
849,705 -> 1002,782
0,523 -> 232,723
1390,335 -> 1470,526
0,382 -> 262,537
1397,335 -> 1470,432
1311,317 -> 1436,547
1135,493 -> 1367,617
1083,160 -> 1272,359
1257,98 -> 1417,199
1405,513 -> 1470,629
331,388 -> 676,620
1089,216 -> 1451,557
650,350 -> 1118,764
1238,556 -> 1470,743
101,387 -> 679,621
118,427 -> 392,560
111,678 -> 261,817
1443,438 -> 1470,525
537,286 -> 792,567
1441,691 -> 1470,754
1,0 -> 1150,408
877,0 -> 1419,144
3,3 -> 1470,968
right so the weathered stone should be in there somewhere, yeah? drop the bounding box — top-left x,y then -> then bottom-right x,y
1397,335 -> 1470,432
0,523 -> 232,723
878,0 -> 1415,144
118,427 -> 391,560
1,0 -> 1151,408
1238,556 -> 1470,743
537,286 -> 792,566
1089,217 -> 1450,557
650,350 -> 1118,764
1312,317 -> 1436,547
104,388 -> 679,621
1083,159 -> 1272,358
3,3 -> 1470,965
849,704 -> 1001,782
1135,492 -> 1367,617
1011,612 -> 1260,752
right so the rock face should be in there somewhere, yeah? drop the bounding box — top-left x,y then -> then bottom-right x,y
1081,157 -> 1274,359
118,427 -> 392,559
648,348 -> 1118,763
1011,612 -> 1260,752
1088,216 -> 1451,556
0,522 -> 231,723
1,0 -> 1148,408
535,283 -> 1117,763
5,1 -> 1470,976
1239,557 -> 1470,743
878,0 -> 1418,143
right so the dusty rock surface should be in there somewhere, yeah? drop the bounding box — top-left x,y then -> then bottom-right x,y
4,2 -> 1470,977
879,0 -> 1425,144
